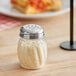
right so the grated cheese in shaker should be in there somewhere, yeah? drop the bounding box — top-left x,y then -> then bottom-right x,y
17,24 -> 47,70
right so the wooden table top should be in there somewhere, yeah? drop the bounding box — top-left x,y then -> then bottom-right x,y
0,7 -> 76,76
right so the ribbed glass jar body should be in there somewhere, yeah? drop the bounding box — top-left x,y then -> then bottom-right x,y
17,38 -> 47,69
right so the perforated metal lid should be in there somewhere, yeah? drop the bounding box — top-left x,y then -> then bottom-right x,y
20,24 -> 44,39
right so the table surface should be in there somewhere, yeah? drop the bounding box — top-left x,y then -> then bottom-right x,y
0,7 -> 76,76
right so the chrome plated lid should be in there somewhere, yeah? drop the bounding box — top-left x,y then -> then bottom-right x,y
20,24 -> 44,39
